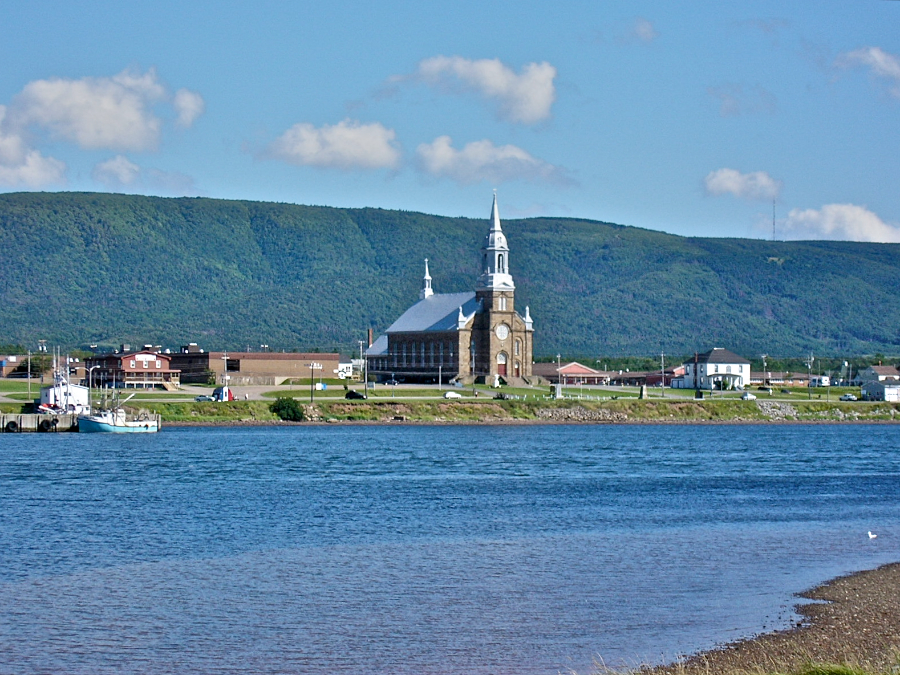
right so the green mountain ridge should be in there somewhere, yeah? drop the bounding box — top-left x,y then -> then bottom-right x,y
0,191 -> 897,357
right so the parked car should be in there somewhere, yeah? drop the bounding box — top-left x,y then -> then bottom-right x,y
385,379 -> 400,386
741,392 -> 757,400
194,395 -> 214,402
443,390 -> 462,399
345,390 -> 366,399
839,393 -> 858,401
780,389 -> 792,394
757,386 -> 772,393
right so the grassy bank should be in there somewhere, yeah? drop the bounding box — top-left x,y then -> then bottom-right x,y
129,397 -> 900,424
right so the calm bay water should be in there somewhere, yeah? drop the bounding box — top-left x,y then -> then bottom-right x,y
1,424 -> 899,674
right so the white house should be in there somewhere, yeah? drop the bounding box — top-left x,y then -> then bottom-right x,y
671,348 -> 751,390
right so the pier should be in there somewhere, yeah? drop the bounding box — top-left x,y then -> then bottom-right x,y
1,414 -> 78,432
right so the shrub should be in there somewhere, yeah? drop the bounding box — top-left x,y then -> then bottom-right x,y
270,397 -> 305,421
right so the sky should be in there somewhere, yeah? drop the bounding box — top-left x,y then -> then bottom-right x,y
0,1 -> 898,241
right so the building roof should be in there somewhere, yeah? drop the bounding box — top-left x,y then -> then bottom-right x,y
366,334 -> 388,357
385,292 -> 478,333
206,351 -> 340,361
865,365 -> 900,377
687,348 -> 751,365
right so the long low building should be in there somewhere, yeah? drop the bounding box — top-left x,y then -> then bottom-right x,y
169,346 -> 341,385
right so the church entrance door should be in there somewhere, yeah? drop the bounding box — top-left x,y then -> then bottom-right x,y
497,352 -> 508,377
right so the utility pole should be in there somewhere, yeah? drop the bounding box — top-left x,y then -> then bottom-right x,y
806,354 -> 814,400
660,351 -> 665,398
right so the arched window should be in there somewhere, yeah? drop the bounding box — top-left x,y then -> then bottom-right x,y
498,253 -> 505,272
515,339 -> 520,356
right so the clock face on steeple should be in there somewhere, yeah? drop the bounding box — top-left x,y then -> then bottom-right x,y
495,324 -> 509,340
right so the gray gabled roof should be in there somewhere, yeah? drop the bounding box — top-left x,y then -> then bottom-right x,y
365,334 -> 388,357
690,348 -> 751,365
386,292 -> 478,333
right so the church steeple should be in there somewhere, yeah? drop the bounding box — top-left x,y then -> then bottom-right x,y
476,192 -> 515,291
419,258 -> 434,300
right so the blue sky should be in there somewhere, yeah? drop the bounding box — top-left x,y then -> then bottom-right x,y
1,1 -> 898,240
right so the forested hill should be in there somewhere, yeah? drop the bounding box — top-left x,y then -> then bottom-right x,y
1,191 -> 898,358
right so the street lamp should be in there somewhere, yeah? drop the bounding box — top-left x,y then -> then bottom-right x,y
307,362 -> 322,402
86,365 -> 101,411
556,353 -> 562,399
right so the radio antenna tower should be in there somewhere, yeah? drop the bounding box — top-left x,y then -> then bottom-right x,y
772,199 -> 776,241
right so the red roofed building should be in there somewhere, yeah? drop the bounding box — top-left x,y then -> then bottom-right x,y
86,351 -> 180,389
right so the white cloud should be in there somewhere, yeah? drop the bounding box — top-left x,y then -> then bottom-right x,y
416,135 -> 570,185
7,68 -> 205,152
836,46 -> 900,98
266,119 -> 401,170
708,84 -> 776,117
92,155 -> 141,188
704,168 -> 782,201
0,105 -> 66,187
633,18 -> 659,43
173,88 -> 205,127
411,56 -> 557,124
781,204 -> 900,243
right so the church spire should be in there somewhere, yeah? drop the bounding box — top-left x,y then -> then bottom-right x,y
476,192 -> 515,291
419,258 -> 434,300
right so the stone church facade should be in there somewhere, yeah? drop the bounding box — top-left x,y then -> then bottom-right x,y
367,195 -> 534,384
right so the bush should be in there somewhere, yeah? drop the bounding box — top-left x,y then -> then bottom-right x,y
270,397 -> 305,421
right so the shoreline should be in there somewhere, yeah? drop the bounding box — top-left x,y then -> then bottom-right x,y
163,417 -> 900,427
649,562 -> 900,675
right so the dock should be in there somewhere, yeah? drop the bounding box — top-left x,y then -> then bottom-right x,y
1,414 -> 79,432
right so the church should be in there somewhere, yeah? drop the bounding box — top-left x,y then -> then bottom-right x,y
366,195 -> 534,385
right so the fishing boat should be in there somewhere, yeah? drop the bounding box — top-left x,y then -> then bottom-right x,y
77,394 -> 160,433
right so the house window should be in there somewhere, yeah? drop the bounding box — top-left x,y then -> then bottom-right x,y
130,360 -> 135,368
143,361 -> 148,369
726,366 -> 732,373
156,361 -> 162,369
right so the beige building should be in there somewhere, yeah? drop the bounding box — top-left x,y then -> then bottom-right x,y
367,195 -> 535,385
170,346 -> 340,385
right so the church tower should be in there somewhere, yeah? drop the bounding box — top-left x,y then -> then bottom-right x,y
472,193 -> 533,382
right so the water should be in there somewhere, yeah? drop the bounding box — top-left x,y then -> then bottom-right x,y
1,424 -> 899,674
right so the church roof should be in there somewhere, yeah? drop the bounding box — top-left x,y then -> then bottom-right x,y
386,292 -> 478,333
365,334 -> 388,356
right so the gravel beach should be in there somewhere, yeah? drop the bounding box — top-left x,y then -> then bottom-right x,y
649,563 -> 900,675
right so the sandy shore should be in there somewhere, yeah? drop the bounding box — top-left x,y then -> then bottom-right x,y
649,563 -> 900,675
